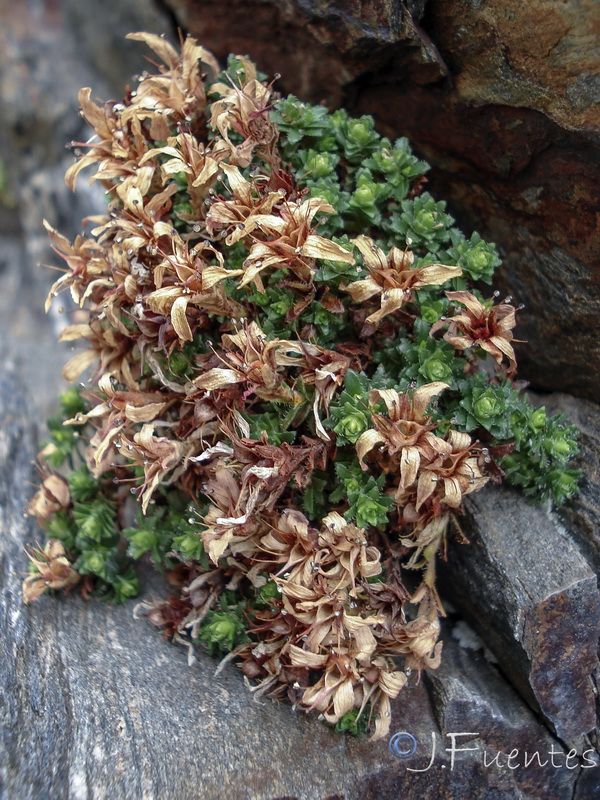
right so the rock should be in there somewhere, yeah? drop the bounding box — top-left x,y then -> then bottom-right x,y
438,484 -> 600,744
357,630 -> 589,800
423,634 -> 580,800
0,0 -> 169,424
162,0 -> 441,105
164,0 -> 600,400
0,0 -> 166,179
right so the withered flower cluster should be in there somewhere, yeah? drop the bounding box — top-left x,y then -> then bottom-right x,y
25,33 -> 579,740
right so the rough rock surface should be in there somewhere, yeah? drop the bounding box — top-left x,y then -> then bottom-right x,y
164,0 -> 600,400
0,0 -> 166,421
438,483 -> 600,743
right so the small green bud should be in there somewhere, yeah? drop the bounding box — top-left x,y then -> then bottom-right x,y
530,408 -> 547,431
467,247 -> 492,272
353,184 -> 376,208
345,478 -> 360,495
357,498 -> 380,522
421,357 -> 451,382
414,210 -> 437,234
474,395 -> 498,419
334,411 -> 369,443
420,306 -> 439,324
258,581 -> 279,604
349,121 -> 369,143
312,154 -> 333,177
213,617 -> 236,639
544,436 -> 574,458
83,552 -> 105,575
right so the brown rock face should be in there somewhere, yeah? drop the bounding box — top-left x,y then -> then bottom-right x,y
166,0 -> 600,400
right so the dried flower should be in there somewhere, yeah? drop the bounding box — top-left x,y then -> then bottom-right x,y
430,290 -> 518,375
346,236 -> 461,325
23,540 -> 80,604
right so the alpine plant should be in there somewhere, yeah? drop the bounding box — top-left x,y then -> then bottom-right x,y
25,33 -> 580,740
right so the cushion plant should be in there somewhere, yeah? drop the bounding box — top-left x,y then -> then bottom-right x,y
25,33 -> 580,740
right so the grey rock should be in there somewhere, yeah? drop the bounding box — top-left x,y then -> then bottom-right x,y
424,635 -> 579,800
0,0 -> 175,427
439,485 -> 600,744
